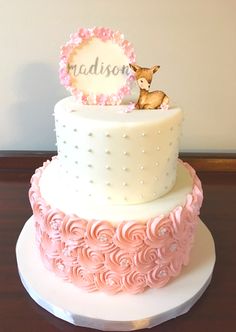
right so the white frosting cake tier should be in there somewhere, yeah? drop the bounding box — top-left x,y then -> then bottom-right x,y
54,97 -> 183,205
39,158 -> 192,225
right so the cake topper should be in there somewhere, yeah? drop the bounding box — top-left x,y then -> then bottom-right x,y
59,27 -> 136,105
129,64 -> 169,110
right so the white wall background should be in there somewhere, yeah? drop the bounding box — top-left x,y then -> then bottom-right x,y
0,0 -> 235,152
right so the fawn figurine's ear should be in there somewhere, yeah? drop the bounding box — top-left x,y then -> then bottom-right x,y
151,65 -> 160,74
129,63 -> 140,72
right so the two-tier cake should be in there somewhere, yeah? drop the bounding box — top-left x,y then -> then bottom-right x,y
16,27 -> 215,330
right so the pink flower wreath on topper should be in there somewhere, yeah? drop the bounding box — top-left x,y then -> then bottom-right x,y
59,27 -> 136,105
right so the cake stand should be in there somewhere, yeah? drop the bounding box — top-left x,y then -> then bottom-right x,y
16,217 -> 215,331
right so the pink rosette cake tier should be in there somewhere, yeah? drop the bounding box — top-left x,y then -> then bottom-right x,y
29,159 -> 203,294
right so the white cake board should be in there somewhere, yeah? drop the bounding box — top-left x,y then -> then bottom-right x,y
16,217 -> 215,331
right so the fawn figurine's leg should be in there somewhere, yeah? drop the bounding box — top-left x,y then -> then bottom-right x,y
161,95 -> 169,107
142,104 -> 154,110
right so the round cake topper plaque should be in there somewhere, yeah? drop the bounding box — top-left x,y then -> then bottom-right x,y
59,27 -> 136,105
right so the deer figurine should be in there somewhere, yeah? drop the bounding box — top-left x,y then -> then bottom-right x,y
129,64 -> 169,110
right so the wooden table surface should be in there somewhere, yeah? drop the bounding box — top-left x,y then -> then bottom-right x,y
0,165 -> 236,332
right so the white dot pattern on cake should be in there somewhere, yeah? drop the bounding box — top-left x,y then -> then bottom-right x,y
55,98 -> 183,205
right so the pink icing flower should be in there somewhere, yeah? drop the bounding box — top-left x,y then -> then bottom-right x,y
168,255 -> 184,277
29,187 -> 38,208
85,220 -> 116,253
195,174 -> 203,193
122,270 -> 147,294
82,94 -> 88,104
73,90 -> 83,103
182,161 -> 203,201
146,265 -> 170,288
96,94 -> 107,105
117,106 -> 133,114
134,246 -> 159,273
60,241 -> 79,266
53,258 -> 71,281
119,85 -> 130,96
125,45 -> 135,58
112,31 -> 124,45
60,43 -> 74,59
181,194 -> 200,241
105,248 -> 133,274
157,236 -> 192,277
87,93 -> 97,105
106,94 -> 121,106
40,231 -> 61,262
170,198 -> 200,244
31,197 -> 49,231
35,221 -> 43,247
183,194 -> 196,222
114,221 -> 146,251
44,209 -> 65,239
121,40 -> 136,63
158,240 -> 181,264
69,32 -> 82,45
145,216 -> 173,248
169,206 -> 188,240
191,184 -> 204,215
78,28 -> 92,39
160,104 -> 169,111
77,246 -> 105,272
58,66 -> 67,77
59,60 -> 67,72
123,102 -> 135,113
122,40 -> 131,54
61,214 -> 87,246
95,270 -> 122,294
181,240 -> 193,267
30,165 -> 44,186
93,27 -> 112,41
182,163 -> 203,222
129,54 -> 136,64
59,70 -> 71,87
39,248 -> 54,272
70,265 -> 97,292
